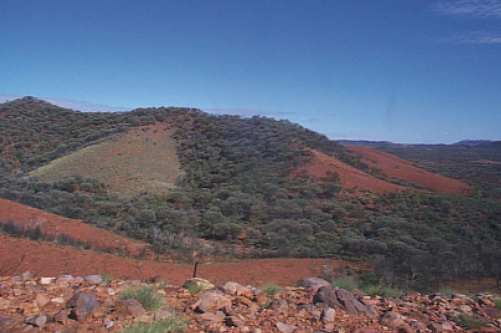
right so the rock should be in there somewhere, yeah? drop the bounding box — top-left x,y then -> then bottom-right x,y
183,278 -> 215,293
51,297 -> 65,304
103,318 -> 114,329
225,315 -> 245,327
21,272 -> 33,281
0,314 -> 17,331
154,307 -> 176,321
298,277 -> 331,294
381,311 -> 413,332
35,294 -> 50,308
66,292 -> 99,321
200,311 -> 225,323
321,307 -> 336,322
313,286 -> 341,308
276,322 -> 297,333
84,275 -> 103,285
25,314 -> 47,328
335,289 -> 377,317
117,298 -> 146,317
56,275 -> 75,285
39,277 -> 55,285
193,290 -> 232,313
222,281 -> 253,298
54,309 -> 69,323
0,297 -> 10,310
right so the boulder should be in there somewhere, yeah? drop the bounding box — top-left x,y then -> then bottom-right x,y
39,277 -> 55,285
66,292 -> 98,321
193,290 -> 232,313
183,278 -> 215,293
313,286 -> 341,308
298,277 -> 331,294
117,298 -> 145,317
222,281 -> 253,298
335,289 -> 377,317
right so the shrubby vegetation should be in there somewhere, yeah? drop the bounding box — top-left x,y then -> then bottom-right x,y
1,97 -> 501,290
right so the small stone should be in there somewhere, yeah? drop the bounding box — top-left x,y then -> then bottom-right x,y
84,275 -> 103,285
54,309 -> 69,323
25,314 -> 47,328
154,307 -> 175,321
103,318 -> 114,329
40,277 -> 55,285
200,311 -> 225,323
321,307 -> 336,322
0,297 -> 10,310
35,294 -> 50,308
183,278 -> 215,293
21,272 -> 33,281
51,297 -> 65,304
276,322 -> 297,333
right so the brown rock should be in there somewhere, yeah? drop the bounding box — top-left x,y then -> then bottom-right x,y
200,311 -> 225,323
276,322 -> 297,333
193,290 -> 232,313
25,314 -> 48,328
66,292 -> 99,321
117,298 -> 146,317
35,294 -> 50,308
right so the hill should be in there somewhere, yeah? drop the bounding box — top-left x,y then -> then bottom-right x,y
1,97 -> 501,291
30,123 -> 182,197
346,145 -> 470,194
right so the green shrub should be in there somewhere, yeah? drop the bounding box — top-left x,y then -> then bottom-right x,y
261,283 -> 282,297
121,317 -> 187,333
495,298 -> 501,310
332,276 -> 358,291
452,314 -> 487,330
120,286 -> 163,311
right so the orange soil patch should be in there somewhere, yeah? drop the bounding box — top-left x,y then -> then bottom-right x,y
30,123 -> 182,197
0,235 -> 360,286
0,198 -> 150,257
292,149 -> 406,194
347,145 -> 470,195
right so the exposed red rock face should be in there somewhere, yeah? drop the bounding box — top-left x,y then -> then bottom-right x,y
346,145 -> 471,195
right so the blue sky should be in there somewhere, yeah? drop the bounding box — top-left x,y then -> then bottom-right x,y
1,0 -> 500,143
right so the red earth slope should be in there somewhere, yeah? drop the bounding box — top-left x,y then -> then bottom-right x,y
346,145 -> 470,195
0,234 -> 359,286
292,149 -> 406,194
0,198 -> 150,257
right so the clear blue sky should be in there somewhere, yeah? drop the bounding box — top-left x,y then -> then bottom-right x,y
1,0 -> 500,143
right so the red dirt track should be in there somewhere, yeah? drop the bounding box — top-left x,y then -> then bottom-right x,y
0,198 -> 149,257
346,145 -> 471,195
292,149 -> 406,194
0,235 -> 357,286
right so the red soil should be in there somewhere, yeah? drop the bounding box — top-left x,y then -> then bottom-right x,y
292,149 -> 406,194
0,198 -> 150,257
0,235 -> 359,286
347,145 -> 471,195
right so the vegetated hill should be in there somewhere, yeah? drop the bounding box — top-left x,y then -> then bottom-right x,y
346,145 -> 471,195
291,149 -> 406,193
1,97 -> 501,291
341,140 -> 501,200
30,123 -> 182,197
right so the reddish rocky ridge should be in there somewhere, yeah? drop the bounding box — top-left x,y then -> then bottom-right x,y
0,198 -> 150,257
292,149 -> 406,194
346,145 -> 471,195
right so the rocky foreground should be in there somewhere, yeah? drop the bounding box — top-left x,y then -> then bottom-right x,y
0,273 -> 500,333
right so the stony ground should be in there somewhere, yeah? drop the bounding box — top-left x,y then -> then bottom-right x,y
0,273 -> 500,333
